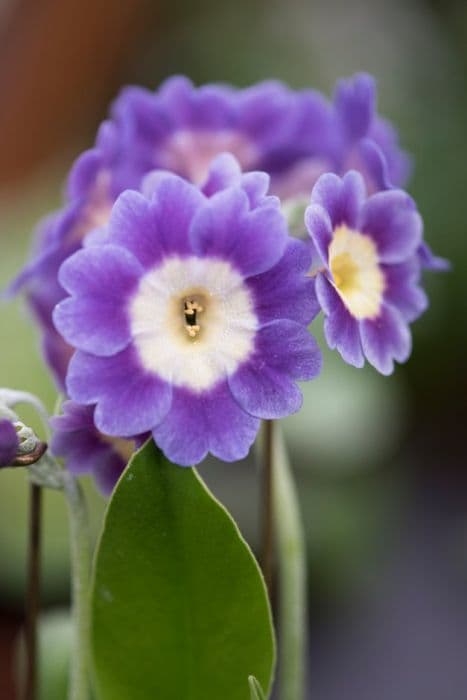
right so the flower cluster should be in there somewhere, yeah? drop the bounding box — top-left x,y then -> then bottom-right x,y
10,72 -> 446,491
9,73 -> 408,389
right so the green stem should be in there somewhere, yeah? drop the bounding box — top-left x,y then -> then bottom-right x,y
63,473 -> 92,700
25,483 -> 42,700
261,420 -> 274,598
272,424 -> 307,700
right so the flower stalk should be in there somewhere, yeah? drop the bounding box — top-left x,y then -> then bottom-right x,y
261,420 -> 275,598
24,483 -> 42,700
273,425 -> 307,700
63,472 -> 92,700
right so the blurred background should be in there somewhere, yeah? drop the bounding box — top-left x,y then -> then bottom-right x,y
0,0 -> 465,698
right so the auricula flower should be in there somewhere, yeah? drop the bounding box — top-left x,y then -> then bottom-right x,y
305,170 -> 427,375
53,166 -> 321,465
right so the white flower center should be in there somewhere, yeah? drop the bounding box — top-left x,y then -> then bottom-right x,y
129,256 -> 258,392
328,225 -> 385,320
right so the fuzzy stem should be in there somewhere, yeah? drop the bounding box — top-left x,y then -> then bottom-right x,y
273,425 -> 307,700
24,483 -> 42,700
63,473 -> 92,700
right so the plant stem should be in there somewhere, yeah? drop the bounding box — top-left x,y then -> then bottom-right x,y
63,473 -> 92,700
261,420 -> 274,598
273,425 -> 307,700
25,483 -> 42,700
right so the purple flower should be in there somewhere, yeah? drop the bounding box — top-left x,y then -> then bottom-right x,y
53,170 -> 322,465
50,402 -> 137,495
0,418 -> 19,467
305,171 -> 428,375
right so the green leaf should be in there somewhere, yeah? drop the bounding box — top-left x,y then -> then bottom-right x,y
91,441 -> 275,700
248,675 -> 266,699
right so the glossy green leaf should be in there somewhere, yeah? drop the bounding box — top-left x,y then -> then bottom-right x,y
248,675 -> 266,699
91,441 -> 275,700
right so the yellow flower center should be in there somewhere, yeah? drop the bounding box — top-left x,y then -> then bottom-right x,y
329,225 -> 385,320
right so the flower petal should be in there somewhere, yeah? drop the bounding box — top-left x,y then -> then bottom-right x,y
417,242 -> 451,272
304,203 -> 333,266
66,347 -> 172,437
334,73 -> 376,141
53,296 -> 131,356
229,364 -> 303,420
0,419 -> 19,467
383,259 -> 428,322
359,304 -> 412,375
152,383 -> 259,466
104,190 -> 164,269
58,244 -> 143,298
263,320 -> 322,378
248,239 -> 320,325
359,190 -> 422,264
228,320 -> 318,420
151,175 -> 206,256
190,187 -> 287,277
309,170 -> 366,230
315,275 -> 364,367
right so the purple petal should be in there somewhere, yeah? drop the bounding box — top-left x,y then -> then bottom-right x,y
151,175 -> 206,256
228,320 -> 318,420
152,383 -> 259,466
51,401 -> 128,495
239,171 -> 270,208
370,117 -> 412,188
190,187 -> 287,277
53,296 -> 132,357
58,244 -> 143,299
310,170 -> 366,229
359,190 -> 422,263
359,304 -> 412,375
304,203 -> 333,266
0,419 -> 19,467
229,364 -> 303,420
334,73 -> 376,141
253,320 -> 322,380
160,77 -> 235,129
383,259 -> 428,322
238,81 -> 295,148
202,153 -> 242,197
356,138 -> 392,192
66,148 -> 103,199
417,241 -> 451,272
248,239 -> 320,326
66,347 -> 172,437
315,275 -> 364,368
104,190 -> 164,269
93,451 -> 128,496
54,245 -> 142,356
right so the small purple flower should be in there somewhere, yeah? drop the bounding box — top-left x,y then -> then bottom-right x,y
0,418 -> 19,468
53,170 -> 322,465
305,170 -> 428,375
51,402 -> 136,495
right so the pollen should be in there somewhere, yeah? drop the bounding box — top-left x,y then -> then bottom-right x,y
183,299 -> 204,337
